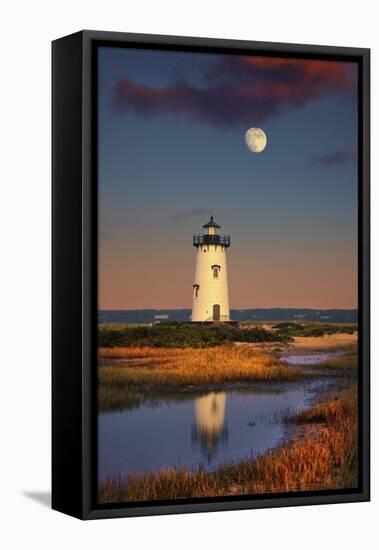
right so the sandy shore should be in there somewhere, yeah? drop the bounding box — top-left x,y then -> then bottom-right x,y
290,332 -> 357,351
240,332 -> 357,355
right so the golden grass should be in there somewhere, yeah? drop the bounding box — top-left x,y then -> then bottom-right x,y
311,344 -> 358,372
98,345 -> 357,411
100,347 -> 174,359
320,355 -> 357,371
290,332 -> 357,350
99,346 -> 306,392
289,390 -> 356,426
99,390 -> 358,503
98,387 -> 143,412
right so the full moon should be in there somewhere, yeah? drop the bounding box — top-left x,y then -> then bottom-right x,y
245,127 -> 267,153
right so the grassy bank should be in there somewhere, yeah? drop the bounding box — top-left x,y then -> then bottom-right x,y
317,345 -> 358,371
98,350 -> 304,410
99,346 -> 305,400
98,344 -> 357,410
99,390 -> 358,502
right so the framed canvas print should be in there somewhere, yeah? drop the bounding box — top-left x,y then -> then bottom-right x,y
52,30 -> 370,519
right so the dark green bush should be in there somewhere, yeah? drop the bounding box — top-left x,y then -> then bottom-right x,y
272,322 -> 357,338
98,322 -> 292,348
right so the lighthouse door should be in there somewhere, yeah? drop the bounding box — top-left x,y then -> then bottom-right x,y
213,304 -> 221,321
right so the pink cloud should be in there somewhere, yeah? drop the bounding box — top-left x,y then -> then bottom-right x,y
113,55 -> 357,128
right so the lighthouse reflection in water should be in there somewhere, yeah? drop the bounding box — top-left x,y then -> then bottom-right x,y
192,392 -> 228,461
98,382 -> 327,479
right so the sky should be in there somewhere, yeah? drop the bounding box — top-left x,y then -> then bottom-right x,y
98,46 -> 358,310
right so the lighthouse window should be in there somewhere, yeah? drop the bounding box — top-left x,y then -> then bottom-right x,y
211,265 -> 221,279
193,284 -> 200,298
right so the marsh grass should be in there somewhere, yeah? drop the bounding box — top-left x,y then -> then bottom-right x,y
98,346 -> 308,410
288,389 -> 357,426
98,344 -> 357,410
99,390 -> 358,502
99,346 -> 306,393
309,345 -> 358,373
98,387 -> 144,412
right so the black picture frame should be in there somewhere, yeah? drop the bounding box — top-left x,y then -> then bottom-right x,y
52,30 -> 370,520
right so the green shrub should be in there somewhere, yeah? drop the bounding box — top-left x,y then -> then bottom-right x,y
272,322 -> 357,338
98,322 -> 292,348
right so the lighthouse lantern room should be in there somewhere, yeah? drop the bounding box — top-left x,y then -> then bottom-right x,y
191,216 -> 230,322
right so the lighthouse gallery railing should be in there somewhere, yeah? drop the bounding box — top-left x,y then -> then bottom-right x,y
193,234 -> 230,247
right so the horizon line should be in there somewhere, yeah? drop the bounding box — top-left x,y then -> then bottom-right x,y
98,307 -> 358,312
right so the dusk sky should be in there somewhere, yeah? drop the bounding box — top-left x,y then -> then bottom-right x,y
98,46 -> 358,310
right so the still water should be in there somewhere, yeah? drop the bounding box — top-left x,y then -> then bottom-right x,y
98,378 -> 333,480
280,350 -> 344,365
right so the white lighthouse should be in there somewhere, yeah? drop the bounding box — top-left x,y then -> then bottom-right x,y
191,216 -> 230,322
